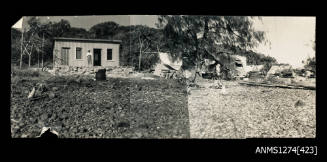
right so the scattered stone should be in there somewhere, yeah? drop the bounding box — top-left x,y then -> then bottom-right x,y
117,122 -> 130,128
52,87 -> 59,91
36,83 -> 47,92
48,92 -> 56,99
221,85 -> 227,94
261,90 -> 272,93
41,113 -> 48,121
295,100 -> 305,107
37,127 -> 59,138
27,87 -> 36,99
11,119 -> 19,123
135,132 -> 142,138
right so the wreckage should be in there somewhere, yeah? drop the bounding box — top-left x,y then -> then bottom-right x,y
153,51 -> 256,80
153,52 -> 183,79
152,51 -> 275,82
199,53 -> 250,80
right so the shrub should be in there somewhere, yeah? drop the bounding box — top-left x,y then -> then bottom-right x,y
12,68 -> 40,77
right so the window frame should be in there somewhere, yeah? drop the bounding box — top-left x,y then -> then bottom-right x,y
107,48 -> 113,60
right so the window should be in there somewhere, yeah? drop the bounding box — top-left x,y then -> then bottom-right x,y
107,49 -> 112,60
76,47 -> 82,59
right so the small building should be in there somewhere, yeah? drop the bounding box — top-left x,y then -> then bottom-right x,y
53,37 -> 122,67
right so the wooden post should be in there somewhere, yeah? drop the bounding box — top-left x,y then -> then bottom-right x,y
20,29 -> 23,69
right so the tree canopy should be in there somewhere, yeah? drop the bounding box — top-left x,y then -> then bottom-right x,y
11,16 -> 276,72
157,15 -> 268,70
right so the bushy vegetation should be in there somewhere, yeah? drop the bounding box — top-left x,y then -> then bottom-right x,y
11,17 -> 166,71
304,56 -> 316,74
12,68 -> 40,77
11,16 -> 277,73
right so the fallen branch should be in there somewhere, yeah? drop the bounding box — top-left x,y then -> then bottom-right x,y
11,119 -> 20,123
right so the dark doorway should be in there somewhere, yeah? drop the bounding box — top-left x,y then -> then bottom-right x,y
93,49 -> 101,66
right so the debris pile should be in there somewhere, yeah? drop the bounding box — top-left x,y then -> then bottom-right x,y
51,66 -> 134,77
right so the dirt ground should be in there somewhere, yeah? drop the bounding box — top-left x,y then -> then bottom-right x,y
10,68 -> 316,139
188,78 -> 316,138
10,71 -> 189,138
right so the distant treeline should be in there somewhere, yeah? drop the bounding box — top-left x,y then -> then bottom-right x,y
11,17 -> 278,70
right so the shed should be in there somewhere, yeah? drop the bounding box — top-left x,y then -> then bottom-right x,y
53,37 -> 122,67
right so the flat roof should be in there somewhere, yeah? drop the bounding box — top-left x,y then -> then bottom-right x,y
53,37 -> 122,44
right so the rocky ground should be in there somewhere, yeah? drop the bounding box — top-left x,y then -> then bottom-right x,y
10,70 -> 189,138
11,67 -> 316,139
188,78 -> 316,138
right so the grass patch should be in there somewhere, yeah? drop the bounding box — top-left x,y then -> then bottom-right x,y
12,68 -> 40,77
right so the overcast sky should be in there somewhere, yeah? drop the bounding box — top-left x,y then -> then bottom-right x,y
18,15 -> 316,68
252,17 -> 316,68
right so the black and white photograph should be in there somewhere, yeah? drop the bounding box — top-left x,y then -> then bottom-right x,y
10,15 -> 316,139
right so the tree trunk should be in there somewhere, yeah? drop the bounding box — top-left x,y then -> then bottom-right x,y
20,30 -> 23,69
29,45 -> 33,68
138,38 -> 142,72
203,17 -> 209,39
38,51 -> 40,68
41,33 -> 44,68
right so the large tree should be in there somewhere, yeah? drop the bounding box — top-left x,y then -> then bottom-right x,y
129,25 -> 164,71
109,24 -> 165,70
19,17 -> 44,68
11,28 -> 22,64
157,15 -> 267,79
